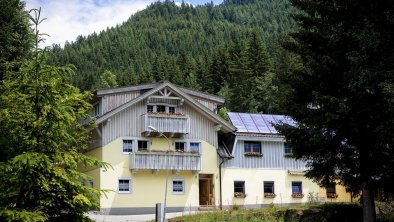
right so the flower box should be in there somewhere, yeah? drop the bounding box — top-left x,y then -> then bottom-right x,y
244,152 -> 263,157
264,193 -> 276,198
234,192 -> 247,198
326,193 -> 338,198
148,111 -> 185,116
284,153 -> 294,158
291,193 -> 304,198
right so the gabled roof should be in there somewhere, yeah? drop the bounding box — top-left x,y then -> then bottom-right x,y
96,82 -> 235,133
227,112 -> 296,135
95,82 -> 225,104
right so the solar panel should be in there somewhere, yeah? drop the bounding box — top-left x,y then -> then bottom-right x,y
228,112 -> 296,134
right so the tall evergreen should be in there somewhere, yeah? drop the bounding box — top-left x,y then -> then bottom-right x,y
0,9 -> 108,221
0,0 -> 33,82
276,0 -> 394,221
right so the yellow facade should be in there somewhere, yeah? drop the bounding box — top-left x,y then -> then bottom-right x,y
95,137 -> 220,209
319,184 -> 352,203
221,168 -> 320,207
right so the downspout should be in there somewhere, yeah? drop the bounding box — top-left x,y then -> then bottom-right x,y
218,152 -> 233,210
219,158 -> 225,210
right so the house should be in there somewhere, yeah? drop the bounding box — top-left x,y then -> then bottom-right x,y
220,112 -> 352,208
83,81 -> 235,215
83,82 -> 351,215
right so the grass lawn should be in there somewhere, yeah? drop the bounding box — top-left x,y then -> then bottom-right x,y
168,203 -> 394,222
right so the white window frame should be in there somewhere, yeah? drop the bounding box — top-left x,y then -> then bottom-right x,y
172,178 -> 185,195
118,177 -> 132,194
175,141 -> 187,152
137,140 -> 150,151
189,142 -> 201,153
174,140 -> 202,153
122,139 -> 134,154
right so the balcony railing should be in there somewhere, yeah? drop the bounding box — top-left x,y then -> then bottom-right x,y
141,113 -> 190,136
129,151 -> 201,171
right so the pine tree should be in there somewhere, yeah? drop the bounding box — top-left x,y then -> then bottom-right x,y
0,9 -> 108,221
277,1 -> 394,221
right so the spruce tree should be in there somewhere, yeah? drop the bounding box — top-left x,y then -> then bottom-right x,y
0,9 -> 108,221
277,1 -> 394,221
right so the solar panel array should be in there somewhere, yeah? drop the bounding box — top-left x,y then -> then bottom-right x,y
227,112 -> 296,134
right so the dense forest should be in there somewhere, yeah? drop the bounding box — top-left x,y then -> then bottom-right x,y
49,0 -> 300,113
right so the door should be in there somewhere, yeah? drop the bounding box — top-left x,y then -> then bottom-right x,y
199,174 -> 213,205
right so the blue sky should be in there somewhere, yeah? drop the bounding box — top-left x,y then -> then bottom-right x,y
25,0 -> 223,47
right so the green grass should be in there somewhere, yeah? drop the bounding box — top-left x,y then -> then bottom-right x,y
168,206 -> 305,222
169,203 -> 394,222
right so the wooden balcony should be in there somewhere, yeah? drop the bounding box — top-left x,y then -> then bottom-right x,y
141,113 -> 190,137
129,151 -> 201,171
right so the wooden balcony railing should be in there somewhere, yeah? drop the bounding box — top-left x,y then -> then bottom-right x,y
141,113 -> 190,137
129,151 -> 201,171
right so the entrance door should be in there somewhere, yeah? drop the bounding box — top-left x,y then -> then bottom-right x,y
199,174 -> 213,205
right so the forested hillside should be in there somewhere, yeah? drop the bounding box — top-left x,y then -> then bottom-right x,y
49,0 -> 300,113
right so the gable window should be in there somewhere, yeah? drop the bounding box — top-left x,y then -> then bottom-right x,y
147,105 -> 154,112
264,181 -> 275,194
118,178 -> 131,193
292,181 -> 302,194
175,142 -> 186,151
172,179 -> 185,194
138,140 -> 149,151
157,105 -> 166,112
169,106 -> 175,113
190,142 -> 200,153
123,140 -> 133,153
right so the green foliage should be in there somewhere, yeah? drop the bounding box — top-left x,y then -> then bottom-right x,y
96,70 -> 118,89
48,0 -> 296,102
0,9 -> 108,221
0,0 -> 34,82
276,0 -> 394,220
0,208 -> 46,222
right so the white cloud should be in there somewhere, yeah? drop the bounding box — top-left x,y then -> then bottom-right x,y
25,0 -> 155,47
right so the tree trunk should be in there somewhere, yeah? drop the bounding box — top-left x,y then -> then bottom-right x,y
362,181 -> 376,222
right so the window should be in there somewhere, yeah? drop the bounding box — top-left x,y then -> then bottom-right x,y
88,180 -> 93,188
157,105 -> 166,112
172,179 -> 185,194
169,106 -> 175,113
326,183 -> 336,195
138,140 -> 149,151
264,181 -> 274,194
190,142 -> 200,153
284,144 -> 293,154
234,181 -> 245,194
93,104 -> 100,117
123,140 -> 133,153
244,141 -> 261,153
292,181 -> 302,194
175,142 -> 186,151
118,178 -> 131,193
147,105 -> 154,112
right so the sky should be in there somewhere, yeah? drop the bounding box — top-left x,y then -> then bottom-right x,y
25,0 -> 223,47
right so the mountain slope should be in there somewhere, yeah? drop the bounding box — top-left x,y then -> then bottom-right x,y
49,0 -> 296,94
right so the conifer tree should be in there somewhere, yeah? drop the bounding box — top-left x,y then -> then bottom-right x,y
277,1 -> 394,221
0,9 -> 108,221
